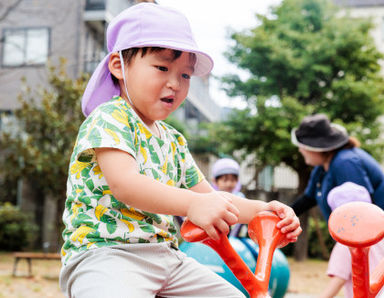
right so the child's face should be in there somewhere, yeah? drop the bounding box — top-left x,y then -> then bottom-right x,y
123,49 -> 194,126
215,174 -> 239,193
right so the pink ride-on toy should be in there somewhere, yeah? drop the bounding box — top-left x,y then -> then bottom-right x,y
328,201 -> 384,298
180,211 -> 289,298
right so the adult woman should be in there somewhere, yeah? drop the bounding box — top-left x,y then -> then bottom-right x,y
290,113 -> 384,220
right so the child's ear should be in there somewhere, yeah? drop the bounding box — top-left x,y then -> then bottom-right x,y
108,52 -> 124,79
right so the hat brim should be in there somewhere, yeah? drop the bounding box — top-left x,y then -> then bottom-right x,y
116,40 -> 214,77
291,124 -> 349,152
213,168 -> 239,178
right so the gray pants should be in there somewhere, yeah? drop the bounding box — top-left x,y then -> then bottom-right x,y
60,243 -> 245,298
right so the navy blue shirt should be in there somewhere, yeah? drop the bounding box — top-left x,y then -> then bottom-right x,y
304,147 -> 384,221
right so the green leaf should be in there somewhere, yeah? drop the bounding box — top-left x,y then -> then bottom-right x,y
106,218 -> 117,234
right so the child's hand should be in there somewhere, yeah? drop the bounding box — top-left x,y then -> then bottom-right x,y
265,200 -> 302,243
187,191 -> 240,241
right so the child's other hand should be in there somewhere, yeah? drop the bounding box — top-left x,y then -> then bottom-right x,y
266,200 -> 302,243
187,191 -> 239,241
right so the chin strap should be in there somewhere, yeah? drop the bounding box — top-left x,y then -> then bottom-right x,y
119,50 -> 134,107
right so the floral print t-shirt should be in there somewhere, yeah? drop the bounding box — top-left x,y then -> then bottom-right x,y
61,96 -> 204,265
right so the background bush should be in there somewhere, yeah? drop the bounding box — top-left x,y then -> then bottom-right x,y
0,202 -> 38,251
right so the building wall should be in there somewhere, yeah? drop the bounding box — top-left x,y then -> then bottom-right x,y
0,0 -> 85,110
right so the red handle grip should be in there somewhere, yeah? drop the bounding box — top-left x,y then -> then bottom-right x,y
329,202 -> 384,297
180,211 -> 287,298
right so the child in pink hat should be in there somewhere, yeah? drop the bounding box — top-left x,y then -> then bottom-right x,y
320,182 -> 384,298
211,158 -> 245,197
59,3 -> 301,297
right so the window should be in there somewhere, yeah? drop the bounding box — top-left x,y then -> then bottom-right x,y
0,110 -> 14,132
2,27 -> 50,67
85,0 -> 105,11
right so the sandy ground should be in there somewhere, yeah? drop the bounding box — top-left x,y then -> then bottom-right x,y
0,252 -> 342,297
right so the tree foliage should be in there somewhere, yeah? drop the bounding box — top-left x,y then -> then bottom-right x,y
220,0 -> 384,178
0,59 -> 88,244
0,59 -> 87,198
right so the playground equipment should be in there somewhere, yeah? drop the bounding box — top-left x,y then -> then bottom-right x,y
180,211 -> 288,298
328,202 -> 384,298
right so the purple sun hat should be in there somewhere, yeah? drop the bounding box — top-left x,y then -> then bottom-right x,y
212,158 -> 240,178
327,182 -> 372,211
81,2 -> 214,117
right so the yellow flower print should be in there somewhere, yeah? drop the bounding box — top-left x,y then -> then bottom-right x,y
121,219 -> 135,232
70,160 -> 88,179
85,118 -> 97,140
95,205 -> 108,220
104,128 -> 120,145
71,203 -> 83,221
121,207 -> 145,221
70,226 -> 95,244
111,109 -> 130,127
93,166 -> 104,179
177,136 -> 185,146
166,179 -> 175,187
102,189 -> 112,195
134,127 -> 138,146
61,247 -> 66,257
158,230 -> 172,242
197,169 -> 204,181
137,123 -> 152,139
140,146 -> 148,164
171,142 -> 176,158
86,242 -> 96,249
162,154 -> 168,174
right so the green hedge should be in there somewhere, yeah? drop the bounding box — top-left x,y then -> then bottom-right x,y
0,202 -> 38,251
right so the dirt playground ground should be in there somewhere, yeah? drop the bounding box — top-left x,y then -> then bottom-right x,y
0,252 -> 342,297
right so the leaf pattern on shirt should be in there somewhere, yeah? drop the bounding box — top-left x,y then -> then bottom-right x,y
61,97 -> 204,265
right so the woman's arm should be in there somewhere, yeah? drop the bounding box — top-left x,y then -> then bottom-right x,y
291,194 -> 317,216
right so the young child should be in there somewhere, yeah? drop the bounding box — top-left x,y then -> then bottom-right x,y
212,158 -> 245,197
320,182 -> 384,298
59,3 -> 301,297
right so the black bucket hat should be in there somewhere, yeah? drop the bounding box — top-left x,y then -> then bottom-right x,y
291,114 -> 349,152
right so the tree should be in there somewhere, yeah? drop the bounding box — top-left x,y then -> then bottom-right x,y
0,59 -> 88,250
0,0 -> 23,23
221,0 -> 384,260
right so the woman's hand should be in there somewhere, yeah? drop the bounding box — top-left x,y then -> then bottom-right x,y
266,200 -> 302,243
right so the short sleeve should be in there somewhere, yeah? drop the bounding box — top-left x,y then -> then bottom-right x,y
332,157 -> 374,194
327,243 -> 351,280
178,135 -> 204,188
74,103 -> 137,163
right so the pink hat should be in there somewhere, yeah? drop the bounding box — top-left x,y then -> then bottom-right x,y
212,158 -> 240,179
327,182 -> 372,211
81,3 -> 214,117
